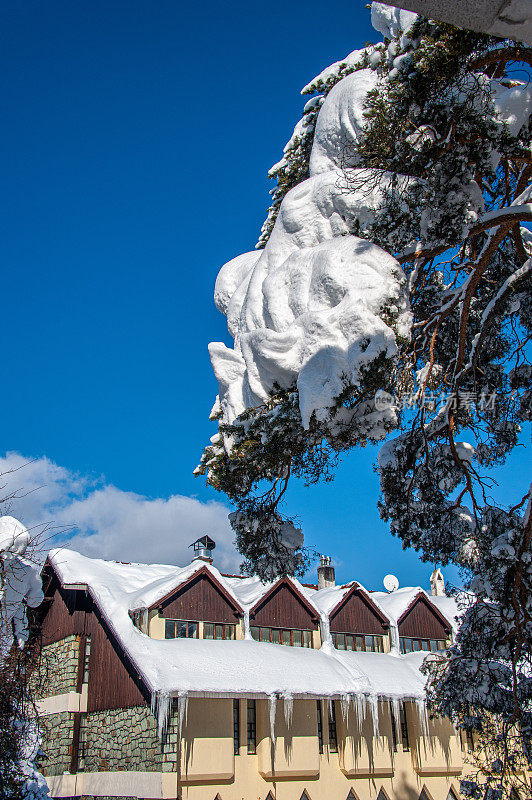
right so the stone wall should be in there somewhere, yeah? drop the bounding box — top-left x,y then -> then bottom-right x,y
40,711 -> 75,776
34,635 -> 80,698
79,705 -> 179,773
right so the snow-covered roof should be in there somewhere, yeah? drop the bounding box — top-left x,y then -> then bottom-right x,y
45,548 -> 459,711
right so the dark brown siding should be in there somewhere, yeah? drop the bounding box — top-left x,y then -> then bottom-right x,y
85,604 -> 147,712
38,572 -> 148,711
398,596 -> 449,639
251,584 -> 317,630
40,584 -> 87,646
330,591 -> 388,634
159,573 -> 240,624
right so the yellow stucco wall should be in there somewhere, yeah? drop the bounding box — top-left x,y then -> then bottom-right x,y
178,699 -> 463,800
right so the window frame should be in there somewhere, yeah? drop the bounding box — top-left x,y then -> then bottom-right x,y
399,636 -> 446,653
317,700 -> 324,754
233,699 -> 240,755
204,622 -> 236,640
328,700 -> 338,753
332,631 -> 384,652
247,699 -> 257,754
250,625 -> 313,648
164,619 -> 199,639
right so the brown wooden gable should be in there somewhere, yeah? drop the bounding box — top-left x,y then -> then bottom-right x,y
249,579 -> 319,630
38,563 -> 148,711
397,593 -> 451,640
154,567 -> 243,624
329,585 -> 389,635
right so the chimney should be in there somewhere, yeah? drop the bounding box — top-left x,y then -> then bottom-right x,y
430,568 -> 445,596
190,535 -> 216,564
318,555 -> 335,590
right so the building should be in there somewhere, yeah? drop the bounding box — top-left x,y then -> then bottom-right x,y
35,541 -> 468,800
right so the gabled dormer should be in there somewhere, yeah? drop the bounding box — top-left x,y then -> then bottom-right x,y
329,584 -> 389,652
249,577 -> 320,648
397,591 -> 451,653
147,565 -> 243,641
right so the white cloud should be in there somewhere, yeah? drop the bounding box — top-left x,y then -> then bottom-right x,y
0,452 -> 240,572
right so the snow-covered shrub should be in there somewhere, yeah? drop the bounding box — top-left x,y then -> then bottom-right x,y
0,516 -> 48,800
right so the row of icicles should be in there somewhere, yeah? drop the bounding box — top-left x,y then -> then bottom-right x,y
152,691 -> 430,743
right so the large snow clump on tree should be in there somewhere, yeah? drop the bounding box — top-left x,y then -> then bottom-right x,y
209,67 -> 410,433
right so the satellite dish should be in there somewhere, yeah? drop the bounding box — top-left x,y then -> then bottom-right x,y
383,574 -> 399,593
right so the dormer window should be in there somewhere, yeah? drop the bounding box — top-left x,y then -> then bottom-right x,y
332,633 -> 384,652
165,619 -> 198,639
250,626 -> 312,647
400,637 -> 446,653
150,564 -> 244,641
328,584 -> 389,653
204,622 -> 235,640
396,592 -> 451,653
248,577 -> 320,648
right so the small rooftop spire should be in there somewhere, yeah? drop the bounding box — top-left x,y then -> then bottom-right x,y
430,568 -> 445,596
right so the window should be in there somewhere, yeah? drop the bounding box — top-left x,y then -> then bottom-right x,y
462,727 -> 474,752
204,623 -> 235,640
390,701 -> 398,751
390,701 -> 409,751
250,626 -> 312,647
165,619 -> 198,639
233,700 -> 240,755
82,636 -> 91,684
400,702 -> 410,750
400,637 -> 446,653
247,700 -> 256,754
332,632 -> 383,652
328,701 -> 338,752
317,700 -> 324,754
76,713 -> 89,771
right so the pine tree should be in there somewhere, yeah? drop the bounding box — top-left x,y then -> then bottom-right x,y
198,8 -> 532,795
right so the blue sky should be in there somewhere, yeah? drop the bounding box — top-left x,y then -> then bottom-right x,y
1,0 -> 528,590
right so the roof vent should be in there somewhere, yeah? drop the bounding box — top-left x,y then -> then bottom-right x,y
430,568 -> 445,596
190,535 -> 216,564
318,555 -> 335,590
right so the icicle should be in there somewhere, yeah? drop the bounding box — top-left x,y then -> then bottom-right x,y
416,698 -> 429,740
177,693 -> 189,739
340,693 -> 350,723
283,694 -> 293,727
269,694 -> 277,745
367,694 -> 379,740
353,694 -> 366,729
391,697 -> 402,735
243,609 -> 251,639
157,691 -> 170,738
